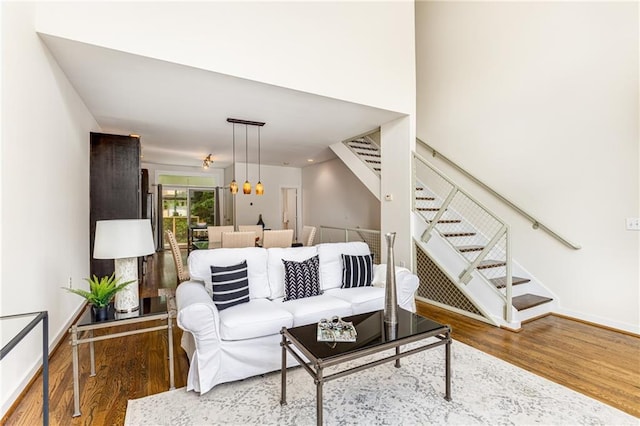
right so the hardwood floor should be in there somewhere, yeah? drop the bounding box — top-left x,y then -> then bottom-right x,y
4,251 -> 639,425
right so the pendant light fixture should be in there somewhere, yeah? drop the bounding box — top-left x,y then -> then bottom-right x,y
226,118 -> 265,195
243,124 -> 251,194
229,123 -> 238,194
255,126 -> 264,195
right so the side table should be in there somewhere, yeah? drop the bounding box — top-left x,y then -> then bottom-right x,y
68,296 -> 175,417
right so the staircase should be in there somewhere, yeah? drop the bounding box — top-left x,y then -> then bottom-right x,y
333,133 -> 556,330
344,136 -> 381,176
412,180 -> 556,329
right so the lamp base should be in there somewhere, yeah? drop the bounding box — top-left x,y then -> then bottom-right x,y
114,257 -> 140,313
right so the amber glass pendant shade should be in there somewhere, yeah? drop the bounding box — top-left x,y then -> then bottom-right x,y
255,181 -> 264,195
230,180 -> 238,194
243,181 -> 251,194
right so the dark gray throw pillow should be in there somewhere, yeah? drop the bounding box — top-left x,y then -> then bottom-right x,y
210,260 -> 250,311
282,255 -> 321,301
341,253 -> 374,288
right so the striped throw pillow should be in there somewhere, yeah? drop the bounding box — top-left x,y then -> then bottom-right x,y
210,261 -> 250,311
341,253 -> 374,288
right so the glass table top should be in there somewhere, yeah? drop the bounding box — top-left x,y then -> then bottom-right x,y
286,309 -> 447,361
76,296 -> 169,327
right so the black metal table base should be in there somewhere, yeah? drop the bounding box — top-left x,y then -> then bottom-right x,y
280,323 -> 451,426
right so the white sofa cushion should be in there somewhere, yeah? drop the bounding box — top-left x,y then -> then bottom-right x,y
271,294 -> 352,327
317,242 -> 371,291
324,286 -> 385,315
218,299 -> 293,341
188,248 -> 271,299
267,246 -> 318,299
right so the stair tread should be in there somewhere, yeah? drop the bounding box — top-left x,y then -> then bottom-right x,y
477,259 -> 507,269
417,207 -> 443,212
512,294 -> 553,311
427,219 -> 462,224
349,145 -> 377,151
456,245 -> 484,253
415,196 -> 435,201
489,276 -> 531,289
443,231 -> 476,237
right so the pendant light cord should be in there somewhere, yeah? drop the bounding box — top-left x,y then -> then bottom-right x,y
258,126 -> 261,181
232,123 -> 236,179
245,124 -> 249,179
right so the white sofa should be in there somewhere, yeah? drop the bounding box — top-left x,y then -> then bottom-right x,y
176,242 -> 419,395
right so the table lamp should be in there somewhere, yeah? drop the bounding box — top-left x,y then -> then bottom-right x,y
93,219 -> 155,312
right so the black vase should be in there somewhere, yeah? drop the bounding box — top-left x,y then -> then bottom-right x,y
92,305 -> 109,321
257,214 -> 266,229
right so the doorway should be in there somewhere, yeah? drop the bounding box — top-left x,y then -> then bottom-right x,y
161,187 -> 217,247
281,187 -> 298,241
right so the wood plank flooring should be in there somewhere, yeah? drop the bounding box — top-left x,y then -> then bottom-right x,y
4,251 -> 639,424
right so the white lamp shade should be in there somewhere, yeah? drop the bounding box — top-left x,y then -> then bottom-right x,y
93,219 -> 155,259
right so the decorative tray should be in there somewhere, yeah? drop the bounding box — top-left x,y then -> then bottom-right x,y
317,316 -> 357,342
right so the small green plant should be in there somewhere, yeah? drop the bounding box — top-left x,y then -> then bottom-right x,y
63,273 -> 135,308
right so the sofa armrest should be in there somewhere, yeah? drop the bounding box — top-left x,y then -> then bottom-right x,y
372,265 -> 419,312
176,281 -> 221,346
175,281 -> 223,393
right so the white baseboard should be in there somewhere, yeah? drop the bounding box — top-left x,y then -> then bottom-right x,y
554,307 -> 639,336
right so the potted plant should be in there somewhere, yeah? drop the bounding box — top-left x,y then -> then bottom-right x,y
63,273 -> 135,321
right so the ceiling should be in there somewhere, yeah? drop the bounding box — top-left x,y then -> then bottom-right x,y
40,34 -> 404,169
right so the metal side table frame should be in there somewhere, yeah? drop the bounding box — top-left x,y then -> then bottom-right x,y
69,300 -> 175,417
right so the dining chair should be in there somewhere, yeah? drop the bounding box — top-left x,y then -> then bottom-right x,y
262,229 -> 294,248
301,225 -> 317,246
238,225 -> 263,246
207,225 -> 234,247
221,231 -> 256,248
165,230 -> 190,284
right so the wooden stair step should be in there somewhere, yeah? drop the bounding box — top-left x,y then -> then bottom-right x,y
489,276 -> 531,289
415,196 -> 435,201
365,159 -> 381,164
456,245 -> 484,253
443,231 -> 476,237
416,187 -> 424,191
359,152 -> 381,157
512,294 -> 553,311
477,259 -> 507,269
427,219 -> 462,224
417,207 -> 443,212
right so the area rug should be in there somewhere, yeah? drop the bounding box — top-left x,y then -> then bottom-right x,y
125,340 -> 637,425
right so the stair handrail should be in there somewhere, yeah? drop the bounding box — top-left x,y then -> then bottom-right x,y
413,154 -> 513,323
417,138 -> 581,250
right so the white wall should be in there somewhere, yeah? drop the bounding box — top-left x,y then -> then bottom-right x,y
415,2 -> 639,332
34,1 -> 416,114
0,2 -> 100,414
233,162 -> 302,237
381,116 -> 415,267
302,158 -> 381,235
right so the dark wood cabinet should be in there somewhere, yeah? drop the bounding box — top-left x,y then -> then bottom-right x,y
90,132 -> 141,278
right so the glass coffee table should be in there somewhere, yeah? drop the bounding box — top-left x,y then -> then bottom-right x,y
68,296 -> 175,417
280,309 -> 451,425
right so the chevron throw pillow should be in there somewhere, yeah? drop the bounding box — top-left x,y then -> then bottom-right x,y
282,255 -> 321,301
341,253 -> 374,288
210,260 -> 250,311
